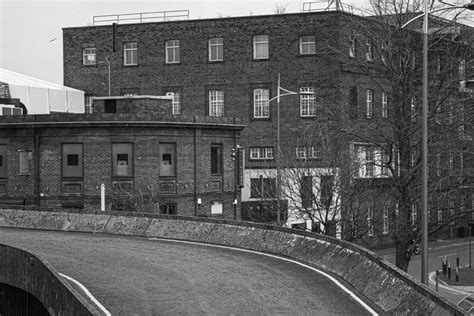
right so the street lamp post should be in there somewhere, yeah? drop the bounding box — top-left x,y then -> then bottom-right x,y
267,73 -> 314,225
402,0 -> 474,285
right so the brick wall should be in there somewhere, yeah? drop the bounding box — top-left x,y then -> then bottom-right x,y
0,114 -> 241,219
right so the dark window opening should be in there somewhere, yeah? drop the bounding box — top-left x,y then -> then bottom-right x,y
104,99 -> 117,113
320,176 -> 334,207
349,87 -> 358,119
117,154 -> 129,165
250,177 -> 276,199
300,176 -> 313,209
211,144 -> 223,175
160,203 -> 177,215
67,154 -> 79,166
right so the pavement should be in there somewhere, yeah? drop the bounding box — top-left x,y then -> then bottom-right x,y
375,238 -> 474,313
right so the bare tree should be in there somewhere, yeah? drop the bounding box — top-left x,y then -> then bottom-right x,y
323,0 -> 474,271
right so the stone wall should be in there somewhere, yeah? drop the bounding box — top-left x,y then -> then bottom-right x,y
0,208 -> 465,315
0,243 -> 100,315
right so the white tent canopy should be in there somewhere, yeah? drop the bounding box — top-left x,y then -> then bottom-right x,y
0,68 -> 84,114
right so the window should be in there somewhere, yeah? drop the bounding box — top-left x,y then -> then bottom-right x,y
209,38 -> 223,61
209,90 -> 224,117
300,87 -> 315,117
300,176 -> 313,209
320,176 -> 333,206
459,60 -> 466,80
411,203 -> 417,227
349,35 -> 356,58
354,144 -> 375,178
299,36 -> 315,55
296,146 -> 319,159
365,39 -> 373,61
166,40 -> 180,64
367,207 -> 374,236
112,143 -> 133,177
0,145 -> 6,178
249,147 -> 273,160
381,92 -> 388,118
381,42 -> 387,64
123,42 -> 137,66
253,35 -> 269,60
411,96 -> 417,121
211,144 -> 223,175
382,207 -> 389,234
438,208 -> 443,224
160,203 -> 177,215
84,95 -> 93,114
166,92 -> 181,115
436,153 -> 441,176
104,99 -> 116,113
349,87 -> 357,119
253,88 -> 270,118
366,89 -> 373,118
159,143 -> 176,177
19,150 -> 32,175
380,148 -> 390,176
250,177 -> 276,198
83,48 -> 96,65
449,151 -> 454,172
62,144 -> 83,178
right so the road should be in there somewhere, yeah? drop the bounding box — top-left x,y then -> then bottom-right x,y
378,238 -> 474,306
0,228 -> 374,315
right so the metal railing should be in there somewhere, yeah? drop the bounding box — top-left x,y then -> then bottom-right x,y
93,10 -> 189,25
302,0 -> 353,13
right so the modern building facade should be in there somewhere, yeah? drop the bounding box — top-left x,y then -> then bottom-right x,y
61,7 -> 473,246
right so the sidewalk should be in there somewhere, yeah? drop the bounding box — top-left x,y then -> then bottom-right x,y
374,238 -> 474,313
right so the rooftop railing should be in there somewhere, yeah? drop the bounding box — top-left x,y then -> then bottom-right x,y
93,10 -> 189,26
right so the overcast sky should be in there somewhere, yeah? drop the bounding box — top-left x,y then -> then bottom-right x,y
0,0 -> 471,86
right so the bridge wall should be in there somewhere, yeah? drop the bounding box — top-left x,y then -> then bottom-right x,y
0,243 -> 101,315
0,208 -> 465,315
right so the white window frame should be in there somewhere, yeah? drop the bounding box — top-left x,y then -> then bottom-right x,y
411,96 -> 417,121
308,146 -> 319,159
209,38 -> 223,62
83,48 -> 96,65
299,36 -> 315,55
365,39 -> 373,61
123,42 -> 137,66
166,92 -> 181,115
300,87 -> 316,117
166,40 -> 180,64
381,92 -> 388,118
382,207 -> 389,235
411,203 -> 417,227
249,147 -> 274,160
209,90 -> 224,117
253,88 -> 269,118
367,207 -> 373,236
366,89 -> 373,118
296,146 -> 306,159
253,35 -> 269,60
349,35 -> 356,58
84,95 -> 93,114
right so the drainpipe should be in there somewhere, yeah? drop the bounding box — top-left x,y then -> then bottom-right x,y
33,127 -> 40,206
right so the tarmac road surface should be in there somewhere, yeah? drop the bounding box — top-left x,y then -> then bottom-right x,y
0,228 -> 374,315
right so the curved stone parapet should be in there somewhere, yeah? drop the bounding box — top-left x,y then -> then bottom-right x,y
0,208 -> 466,315
0,243 -> 101,315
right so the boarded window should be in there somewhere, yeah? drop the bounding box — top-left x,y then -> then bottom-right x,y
62,144 -> 83,177
19,150 -> 32,175
113,143 -> 133,177
159,143 -> 176,177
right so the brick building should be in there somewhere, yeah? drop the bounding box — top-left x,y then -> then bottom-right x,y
0,95 -> 243,218
61,8 -> 473,245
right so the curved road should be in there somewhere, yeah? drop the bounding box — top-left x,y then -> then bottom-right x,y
0,228 -> 373,315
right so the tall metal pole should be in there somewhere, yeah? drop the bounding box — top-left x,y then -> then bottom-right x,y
421,0 -> 429,285
276,73 -> 281,225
